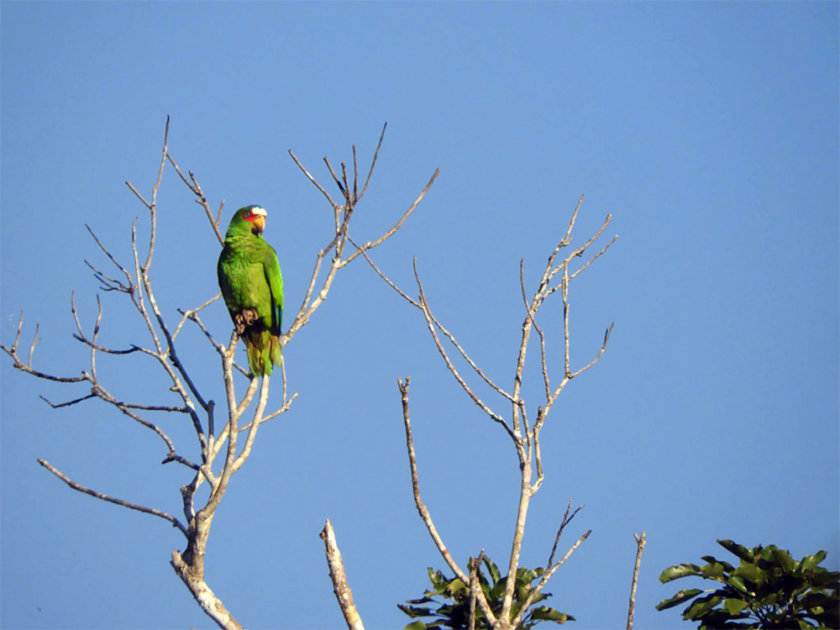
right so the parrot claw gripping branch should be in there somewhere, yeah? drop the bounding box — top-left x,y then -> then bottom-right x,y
1,118 -> 438,630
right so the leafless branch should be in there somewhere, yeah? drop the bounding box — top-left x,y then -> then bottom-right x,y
546,500 -> 585,568
368,196 -> 616,629
570,233 -> 618,280
173,294 -> 222,342
0,313 -> 87,383
71,294 -> 138,354
411,262 -> 514,440
341,168 -> 439,266
40,392 -> 96,408
288,149 -> 340,210
165,152 -> 225,245
38,458 -> 187,537
626,531 -> 647,630
511,529 -> 592,628
468,550 -> 485,630
282,129 -> 437,348
171,550 -> 243,630
320,519 -> 365,630
398,377 -> 497,625
358,122 -> 386,201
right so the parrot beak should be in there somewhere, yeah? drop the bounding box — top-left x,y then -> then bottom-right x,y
250,207 -> 267,234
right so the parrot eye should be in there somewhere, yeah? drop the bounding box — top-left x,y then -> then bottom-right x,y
242,210 -> 251,218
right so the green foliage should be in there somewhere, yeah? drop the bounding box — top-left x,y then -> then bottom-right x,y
656,539 -> 840,629
399,556 -> 574,630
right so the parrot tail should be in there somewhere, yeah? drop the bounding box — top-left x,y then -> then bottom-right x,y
244,329 -> 283,377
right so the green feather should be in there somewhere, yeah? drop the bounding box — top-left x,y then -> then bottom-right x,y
217,206 -> 284,377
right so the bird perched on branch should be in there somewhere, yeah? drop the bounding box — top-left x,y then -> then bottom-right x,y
217,205 -> 284,377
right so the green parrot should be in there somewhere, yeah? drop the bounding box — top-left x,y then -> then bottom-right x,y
217,205 -> 283,377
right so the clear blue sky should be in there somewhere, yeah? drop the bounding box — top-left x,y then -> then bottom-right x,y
2,2 -> 837,629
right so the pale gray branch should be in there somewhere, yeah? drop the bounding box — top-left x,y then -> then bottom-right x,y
398,378 -> 497,625
320,519 -> 365,630
626,531 -> 647,630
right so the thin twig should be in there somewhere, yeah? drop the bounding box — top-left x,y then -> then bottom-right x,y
166,153 -> 224,245
358,122 -> 387,201
0,314 -> 86,383
173,293 -> 222,341
40,393 -> 95,408
512,529 -> 591,628
626,531 -> 647,630
468,550 -> 486,630
342,168 -> 439,266
398,378 -> 497,626
38,458 -> 187,537
412,261 -> 514,440
288,150 -> 340,210
546,500 -> 585,568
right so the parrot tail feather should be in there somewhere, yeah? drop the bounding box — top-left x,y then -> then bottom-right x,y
243,329 -> 283,377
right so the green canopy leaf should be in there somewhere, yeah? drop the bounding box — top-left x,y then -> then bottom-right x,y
659,563 -> 702,583
529,606 -> 573,624
717,539 -> 756,562
722,597 -> 749,615
655,588 -> 704,611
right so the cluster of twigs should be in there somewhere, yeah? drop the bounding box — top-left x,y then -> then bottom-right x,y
358,196 -> 621,629
0,119 -> 437,630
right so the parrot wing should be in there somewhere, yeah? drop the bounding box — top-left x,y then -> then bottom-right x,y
261,243 -> 284,336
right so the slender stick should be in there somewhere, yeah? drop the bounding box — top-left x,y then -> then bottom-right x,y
467,550 -> 485,630
626,531 -> 647,630
398,377 -> 497,626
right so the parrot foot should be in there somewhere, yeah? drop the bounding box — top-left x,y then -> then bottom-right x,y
233,308 -> 260,334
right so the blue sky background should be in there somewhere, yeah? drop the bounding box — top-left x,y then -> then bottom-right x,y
1,2 -> 837,629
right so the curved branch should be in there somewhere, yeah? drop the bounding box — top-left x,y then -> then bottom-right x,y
411,262 -> 514,440
398,378 -> 497,625
38,458 -> 187,537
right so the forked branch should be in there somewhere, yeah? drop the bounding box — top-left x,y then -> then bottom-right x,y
4,120 -> 437,629
376,197 -> 617,630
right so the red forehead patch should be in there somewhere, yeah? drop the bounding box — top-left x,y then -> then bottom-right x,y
242,207 -> 266,221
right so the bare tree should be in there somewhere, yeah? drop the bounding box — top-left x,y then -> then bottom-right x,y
1,119 -> 437,630
3,119 -> 644,628
349,196 -> 620,629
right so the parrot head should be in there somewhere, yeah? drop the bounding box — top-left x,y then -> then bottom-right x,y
230,205 -> 268,235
